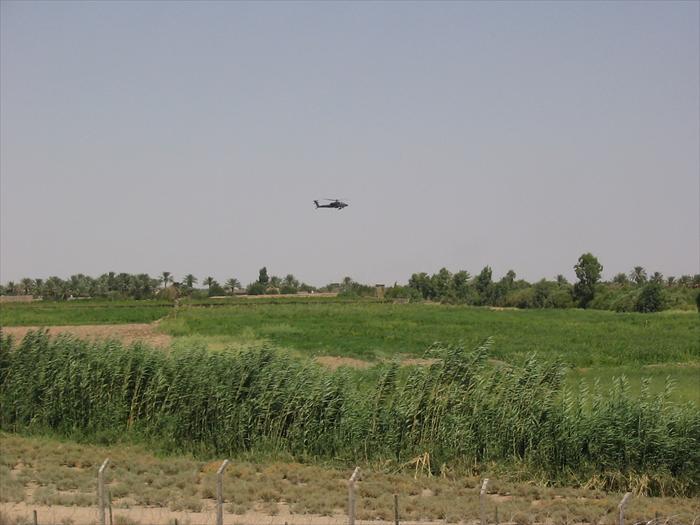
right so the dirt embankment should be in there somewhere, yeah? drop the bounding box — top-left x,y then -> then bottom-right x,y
1,324 -> 172,348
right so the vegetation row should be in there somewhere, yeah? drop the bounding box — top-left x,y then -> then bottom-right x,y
1,331 -> 697,496
2,254 -> 699,313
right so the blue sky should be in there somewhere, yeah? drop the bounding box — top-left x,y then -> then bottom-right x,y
1,1 -> 698,285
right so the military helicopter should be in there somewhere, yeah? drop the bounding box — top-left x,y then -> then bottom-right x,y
314,199 -> 349,210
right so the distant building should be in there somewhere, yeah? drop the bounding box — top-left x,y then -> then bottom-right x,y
0,295 -> 37,303
375,284 -> 385,300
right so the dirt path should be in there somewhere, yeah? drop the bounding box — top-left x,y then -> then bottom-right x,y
0,502 -> 454,525
1,324 -> 172,348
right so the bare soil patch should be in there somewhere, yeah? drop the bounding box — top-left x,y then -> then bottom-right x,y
314,356 -> 441,370
1,324 -> 171,348
0,503 -> 447,525
401,358 -> 440,367
314,356 -> 372,370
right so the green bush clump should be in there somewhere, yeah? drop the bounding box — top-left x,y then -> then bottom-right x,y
635,283 -> 665,313
1,330 -> 698,495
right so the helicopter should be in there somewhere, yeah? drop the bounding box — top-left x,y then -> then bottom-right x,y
314,199 -> 349,210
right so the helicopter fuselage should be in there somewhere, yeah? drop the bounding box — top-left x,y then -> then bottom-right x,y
314,200 -> 348,210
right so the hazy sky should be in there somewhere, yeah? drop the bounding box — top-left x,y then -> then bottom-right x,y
1,1 -> 698,286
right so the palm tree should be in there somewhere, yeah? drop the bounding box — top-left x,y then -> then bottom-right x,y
629,266 -> 647,285
650,271 -> 664,284
183,274 -> 197,289
34,278 -> 44,297
20,278 -> 34,295
161,271 -> 172,289
203,276 -> 215,290
225,278 -> 241,295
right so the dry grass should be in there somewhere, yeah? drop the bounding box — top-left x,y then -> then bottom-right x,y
1,434 -> 699,524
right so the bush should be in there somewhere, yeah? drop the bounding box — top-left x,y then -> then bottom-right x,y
246,282 -> 266,295
635,283 -> 665,313
208,282 -> 226,297
504,288 -> 536,309
385,286 -> 422,302
610,290 -> 638,312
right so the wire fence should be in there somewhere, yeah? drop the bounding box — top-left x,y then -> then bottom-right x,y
1,459 -> 698,525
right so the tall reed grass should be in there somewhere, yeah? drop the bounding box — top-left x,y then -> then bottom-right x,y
0,330 -> 697,495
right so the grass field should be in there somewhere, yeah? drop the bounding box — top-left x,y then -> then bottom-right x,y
2,300 -> 698,403
1,300 -> 699,520
160,303 -> 699,366
0,300 -> 171,326
158,303 -> 700,403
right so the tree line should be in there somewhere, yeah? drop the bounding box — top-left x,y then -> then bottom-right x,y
2,254 -> 699,312
0,268 -> 321,301
397,253 -> 700,313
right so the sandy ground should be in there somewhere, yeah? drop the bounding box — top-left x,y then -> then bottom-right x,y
1,324 -> 172,348
314,356 -> 373,370
1,326 -> 438,369
0,502 -> 458,525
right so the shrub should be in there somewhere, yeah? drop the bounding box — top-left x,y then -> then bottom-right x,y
246,282 -> 266,295
635,282 -> 665,313
385,286 -> 422,302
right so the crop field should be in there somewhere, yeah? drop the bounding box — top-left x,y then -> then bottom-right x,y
159,302 -> 700,403
160,302 -> 699,365
0,300 -> 171,326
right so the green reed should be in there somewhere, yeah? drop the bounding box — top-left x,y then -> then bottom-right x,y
0,330 -> 697,495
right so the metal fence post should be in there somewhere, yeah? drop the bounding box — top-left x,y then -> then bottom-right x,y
480,478 -> 489,525
348,467 -> 360,525
618,492 -> 632,525
393,493 -> 399,525
97,458 -> 110,525
216,459 -> 230,525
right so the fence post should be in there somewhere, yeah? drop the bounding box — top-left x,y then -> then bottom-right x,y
32,510 -> 37,525
393,493 -> 399,525
480,478 -> 489,525
108,488 -> 113,525
618,492 -> 632,525
216,460 -> 230,525
348,467 -> 360,525
97,458 -> 110,525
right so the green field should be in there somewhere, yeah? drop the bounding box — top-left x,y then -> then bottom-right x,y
161,303 -> 700,403
2,300 -> 699,402
161,303 -> 699,366
0,300 -> 172,326
1,299 -> 699,501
